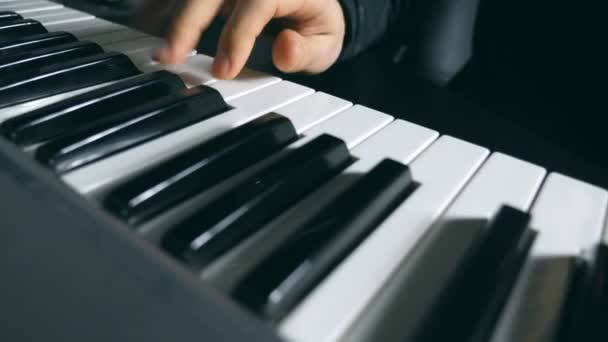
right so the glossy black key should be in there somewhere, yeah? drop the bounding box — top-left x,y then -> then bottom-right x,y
234,159 -> 417,321
0,32 -> 77,58
0,52 -> 140,110
162,134 -> 352,270
104,113 -> 299,225
36,85 -> 228,174
1,71 -> 185,146
557,244 -> 608,341
412,206 -> 537,342
0,11 -> 22,23
599,244 -> 608,340
0,19 -> 46,42
0,41 -> 103,75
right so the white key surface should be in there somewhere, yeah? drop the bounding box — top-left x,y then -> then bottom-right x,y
491,173 -> 608,342
0,1 -> 61,12
276,92 -> 353,134
26,8 -> 94,24
300,105 -> 392,150
104,36 -> 164,56
438,152 -> 546,218
210,68 -> 281,101
345,153 -> 546,342
84,29 -> 148,46
530,174 -> 608,254
142,54 -> 217,86
279,136 -> 489,342
45,18 -> 124,37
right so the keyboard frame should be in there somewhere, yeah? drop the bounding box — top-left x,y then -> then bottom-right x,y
0,138 -> 280,341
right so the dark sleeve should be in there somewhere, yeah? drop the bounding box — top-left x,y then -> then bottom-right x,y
338,0 -> 404,60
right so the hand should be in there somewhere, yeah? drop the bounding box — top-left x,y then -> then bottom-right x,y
140,0 -> 346,79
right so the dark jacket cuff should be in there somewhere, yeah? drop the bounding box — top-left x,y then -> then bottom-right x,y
337,0 -> 404,61
337,0 -> 359,61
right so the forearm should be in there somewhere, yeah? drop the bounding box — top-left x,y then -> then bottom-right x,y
338,0 -> 404,60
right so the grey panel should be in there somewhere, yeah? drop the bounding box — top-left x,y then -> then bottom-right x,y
0,139 -> 280,342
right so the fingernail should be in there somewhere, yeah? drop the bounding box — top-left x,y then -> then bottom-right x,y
212,54 -> 232,79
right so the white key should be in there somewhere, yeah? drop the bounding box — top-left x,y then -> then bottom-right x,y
136,93 -> 360,244
279,135 -> 489,342
104,36 -> 164,56
142,54 -> 279,97
604,218 -> 608,244
45,18 -> 124,37
298,105 -> 392,149
276,92 -> 354,134
204,118 -> 437,290
85,29 -> 149,46
436,153 -> 546,219
0,1 -> 62,13
209,68 -> 281,101
126,49 -> 161,70
345,153 -> 546,342
491,173 -> 608,342
532,174 -> 607,253
0,0 -> 54,3
142,54 -> 217,86
62,81 -> 314,196
26,8 -> 94,24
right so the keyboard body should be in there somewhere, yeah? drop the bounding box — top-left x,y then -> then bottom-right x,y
1,1 -> 607,342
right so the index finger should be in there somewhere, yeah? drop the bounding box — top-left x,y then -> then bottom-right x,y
212,0 -> 277,79
157,0 -> 224,64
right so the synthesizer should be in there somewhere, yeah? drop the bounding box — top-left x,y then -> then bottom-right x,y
0,1 -> 607,341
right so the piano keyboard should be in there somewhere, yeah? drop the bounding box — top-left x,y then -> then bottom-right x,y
1,1 -> 607,341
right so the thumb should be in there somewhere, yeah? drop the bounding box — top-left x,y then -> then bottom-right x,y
272,28 -> 343,74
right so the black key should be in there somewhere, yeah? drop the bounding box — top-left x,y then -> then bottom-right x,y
412,206 -> 537,342
0,41 -> 103,75
0,32 -> 78,58
0,11 -> 22,24
600,244 -> 608,340
162,134 -> 352,270
0,19 -> 46,42
36,85 -> 228,173
104,113 -> 299,225
234,159 -> 417,321
0,52 -> 140,110
1,71 -> 185,146
557,244 -> 608,341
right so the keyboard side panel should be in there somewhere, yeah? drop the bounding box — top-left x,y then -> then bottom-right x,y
0,138 -> 280,342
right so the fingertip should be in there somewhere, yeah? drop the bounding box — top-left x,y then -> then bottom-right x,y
211,53 -> 234,79
153,43 -> 173,64
273,29 -> 305,73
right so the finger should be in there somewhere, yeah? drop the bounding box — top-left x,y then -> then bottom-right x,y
132,0 -> 176,34
272,28 -> 343,74
212,0 -> 276,79
220,0 -> 236,17
156,0 -> 224,64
